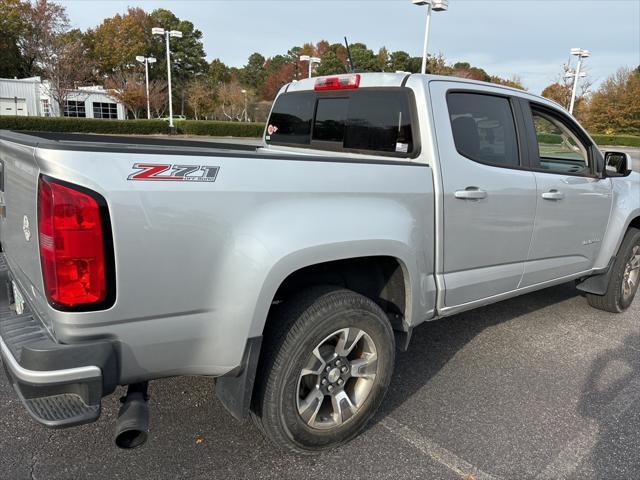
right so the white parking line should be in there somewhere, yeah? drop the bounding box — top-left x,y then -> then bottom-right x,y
381,416 -> 501,480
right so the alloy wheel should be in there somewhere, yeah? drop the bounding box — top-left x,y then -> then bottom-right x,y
296,327 -> 378,430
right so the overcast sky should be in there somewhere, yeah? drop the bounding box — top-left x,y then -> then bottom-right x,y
61,0 -> 640,94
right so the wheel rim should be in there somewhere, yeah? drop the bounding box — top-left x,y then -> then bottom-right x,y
296,327 -> 378,430
622,245 -> 640,301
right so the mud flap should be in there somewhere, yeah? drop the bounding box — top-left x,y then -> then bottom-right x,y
215,336 -> 262,421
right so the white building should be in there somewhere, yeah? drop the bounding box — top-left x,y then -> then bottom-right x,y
0,77 -> 127,120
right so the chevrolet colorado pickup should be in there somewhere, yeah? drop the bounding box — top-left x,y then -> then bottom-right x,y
0,73 -> 638,453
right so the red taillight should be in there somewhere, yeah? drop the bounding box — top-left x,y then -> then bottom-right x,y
38,177 -> 109,309
314,74 -> 361,91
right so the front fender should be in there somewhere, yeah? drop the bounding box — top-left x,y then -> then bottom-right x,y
594,173 -> 640,269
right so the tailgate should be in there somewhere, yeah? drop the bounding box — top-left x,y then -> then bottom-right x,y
0,134 -> 44,321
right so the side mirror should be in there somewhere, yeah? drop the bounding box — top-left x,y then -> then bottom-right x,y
604,151 -> 631,177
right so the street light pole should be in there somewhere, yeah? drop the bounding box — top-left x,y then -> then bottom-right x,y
420,2 -> 432,75
413,0 -> 449,74
145,59 -> 151,119
152,27 -> 183,129
568,48 -> 590,115
300,55 -> 321,78
136,56 -> 156,120
164,31 -> 173,128
241,89 -> 248,122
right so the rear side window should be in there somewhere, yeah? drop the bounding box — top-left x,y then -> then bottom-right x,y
266,89 -> 416,156
447,92 -> 519,167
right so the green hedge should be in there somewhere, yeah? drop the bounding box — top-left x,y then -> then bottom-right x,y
537,132 -> 640,148
2,116 -> 637,146
591,134 -> 640,148
536,133 -> 563,144
178,120 -> 265,137
0,116 -> 168,134
0,116 -> 265,138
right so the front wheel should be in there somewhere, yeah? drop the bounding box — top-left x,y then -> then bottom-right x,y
251,286 -> 395,454
587,227 -> 640,313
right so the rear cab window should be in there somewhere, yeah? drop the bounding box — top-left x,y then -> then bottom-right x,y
446,92 -> 520,168
266,88 -> 417,158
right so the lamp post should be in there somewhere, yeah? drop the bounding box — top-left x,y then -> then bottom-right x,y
568,48 -> 590,115
136,55 -> 157,120
152,27 -> 183,129
300,55 -> 321,78
412,0 -> 449,74
241,89 -> 248,122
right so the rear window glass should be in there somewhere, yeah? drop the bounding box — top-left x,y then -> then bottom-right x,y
313,98 -> 348,142
266,89 -> 416,156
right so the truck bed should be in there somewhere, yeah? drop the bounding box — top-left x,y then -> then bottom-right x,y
0,130 -> 419,166
1,131 -> 259,157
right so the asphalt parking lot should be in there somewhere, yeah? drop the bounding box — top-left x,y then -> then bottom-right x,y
1,283 -> 638,480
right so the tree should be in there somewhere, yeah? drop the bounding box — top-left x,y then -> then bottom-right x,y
185,77 -> 216,119
0,0 -> 28,77
105,71 -> 147,118
451,62 -> 491,82
316,51 -> 347,76
148,80 -> 168,118
388,51 -> 411,72
491,75 -> 526,90
87,7 -> 151,77
584,67 -> 640,135
349,43 -> 384,72
17,0 -> 69,77
541,62 -> 591,117
209,58 -> 230,86
217,81 -> 247,121
315,40 -> 331,58
542,82 -> 572,108
40,32 -> 95,116
377,47 -> 389,72
262,63 -> 295,100
239,52 -> 266,90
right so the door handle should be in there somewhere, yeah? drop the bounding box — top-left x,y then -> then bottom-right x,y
454,187 -> 488,200
541,189 -> 565,201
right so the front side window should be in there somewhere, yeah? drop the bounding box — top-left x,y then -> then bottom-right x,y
64,101 -> 86,118
447,92 -> 519,167
532,109 -> 590,175
266,89 -> 415,156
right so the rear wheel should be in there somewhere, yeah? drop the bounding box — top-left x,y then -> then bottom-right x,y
251,286 -> 395,453
587,228 -> 640,313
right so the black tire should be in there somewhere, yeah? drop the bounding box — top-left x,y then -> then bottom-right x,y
251,286 -> 395,454
587,227 -> 640,313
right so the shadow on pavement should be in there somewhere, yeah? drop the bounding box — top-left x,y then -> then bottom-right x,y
576,330 -> 640,478
375,282 -> 580,421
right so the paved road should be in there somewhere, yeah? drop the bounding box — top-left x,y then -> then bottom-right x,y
1,284 -> 638,479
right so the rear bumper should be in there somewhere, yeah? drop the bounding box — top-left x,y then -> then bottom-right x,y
0,254 -> 117,428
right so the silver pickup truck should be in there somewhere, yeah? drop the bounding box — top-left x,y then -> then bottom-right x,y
1,73 -> 639,453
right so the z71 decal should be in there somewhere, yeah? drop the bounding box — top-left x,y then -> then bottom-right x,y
128,163 -> 220,182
